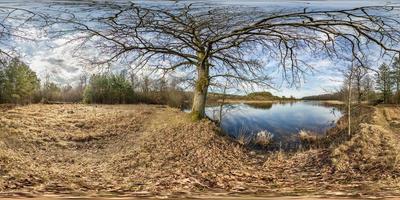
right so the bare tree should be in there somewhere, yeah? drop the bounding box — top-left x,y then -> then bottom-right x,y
353,63 -> 368,104
141,76 -> 151,94
362,74 -> 374,102
0,6 -> 46,63
80,74 -> 87,87
341,62 -> 355,137
52,3 -> 400,119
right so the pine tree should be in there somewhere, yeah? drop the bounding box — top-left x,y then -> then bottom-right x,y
0,68 -> 5,103
0,59 -> 40,104
376,63 -> 393,104
83,73 -> 134,104
392,55 -> 400,104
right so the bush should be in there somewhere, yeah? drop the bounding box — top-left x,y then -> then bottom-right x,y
0,59 -> 40,104
253,130 -> 274,147
83,73 -> 135,104
298,130 -> 318,144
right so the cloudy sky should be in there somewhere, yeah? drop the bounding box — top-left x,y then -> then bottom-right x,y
4,0 -> 399,98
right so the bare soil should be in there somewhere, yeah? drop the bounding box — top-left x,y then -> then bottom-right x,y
0,104 -> 399,199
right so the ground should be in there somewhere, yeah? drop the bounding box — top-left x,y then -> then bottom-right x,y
379,105 -> 400,134
0,104 -> 399,199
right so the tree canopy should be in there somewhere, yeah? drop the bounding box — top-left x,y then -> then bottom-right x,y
0,59 -> 40,104
52,3 -> 400,119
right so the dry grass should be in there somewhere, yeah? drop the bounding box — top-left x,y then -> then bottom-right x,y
253,130 -> 274,147
236,132 -> 250,146
0,104 -> 155,193
331,107 -> 400,179
0,104 -> 253,195
0,104 -> 400,198
298,130 -> 318,144
319,100 -> 345,105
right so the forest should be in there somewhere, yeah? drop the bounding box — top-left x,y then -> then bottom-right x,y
0,58 -> 191,108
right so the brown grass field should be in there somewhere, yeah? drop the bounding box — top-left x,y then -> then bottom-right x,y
0,104 -> 399,199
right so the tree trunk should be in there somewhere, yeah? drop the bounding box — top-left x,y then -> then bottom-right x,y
348,80 -> 352,137
191,57 -> 210,120
218,83 -> 228,128
348,64 -> 354,137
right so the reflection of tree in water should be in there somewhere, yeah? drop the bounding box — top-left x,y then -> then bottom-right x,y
245,103 -> 273,109
209,101 -> 344,151
211,104 -> 237,125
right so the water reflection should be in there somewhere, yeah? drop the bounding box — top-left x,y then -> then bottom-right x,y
206,101 -> 343,144
245,103 -> 273,109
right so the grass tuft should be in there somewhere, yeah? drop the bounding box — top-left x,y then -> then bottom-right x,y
298,129 -> 318,144
253,130 -> 274,147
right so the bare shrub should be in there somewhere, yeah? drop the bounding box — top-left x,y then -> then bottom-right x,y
236,127 -> 251,146
253,130 -> 274,147
298,130 -> 318,144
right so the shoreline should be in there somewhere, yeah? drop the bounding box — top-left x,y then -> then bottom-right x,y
208,99 -> 344,105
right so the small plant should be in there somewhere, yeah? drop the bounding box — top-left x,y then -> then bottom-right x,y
298,130 -> 318,144
236,127 -> 251,145
253,130 -> 274,147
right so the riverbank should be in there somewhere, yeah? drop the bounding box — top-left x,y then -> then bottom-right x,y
0,104 -> 399,198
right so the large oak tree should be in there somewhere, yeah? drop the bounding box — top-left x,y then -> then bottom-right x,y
54,3 -> 400,119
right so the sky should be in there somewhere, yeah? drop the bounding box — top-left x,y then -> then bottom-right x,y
3,0 -> 400,98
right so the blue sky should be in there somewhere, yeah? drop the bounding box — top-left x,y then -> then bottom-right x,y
4,0 -> 400,98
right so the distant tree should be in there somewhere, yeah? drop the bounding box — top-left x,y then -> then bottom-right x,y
0,67 -> 6,102
84,73 -> 135,104
361,74 -> 375,102
41,74 -> 62,102
376,63 -> 393,104
392,55 -> 400,104
0,59 -> 40,104
301,92 -> 342,101
141,76 -> 151,94
246,91 -> 281,100
42,82 -> 61,102
352,65 -> 368,104
129,72 -> 138,92
79,74 -> 88,91
60,85 -> 83,103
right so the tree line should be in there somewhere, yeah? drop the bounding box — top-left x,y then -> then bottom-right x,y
0,58 -> 190,108
343,56 -> 400,105
376,56 -> 400,104
83,72 -> 190,108
303,55 -> 400,105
